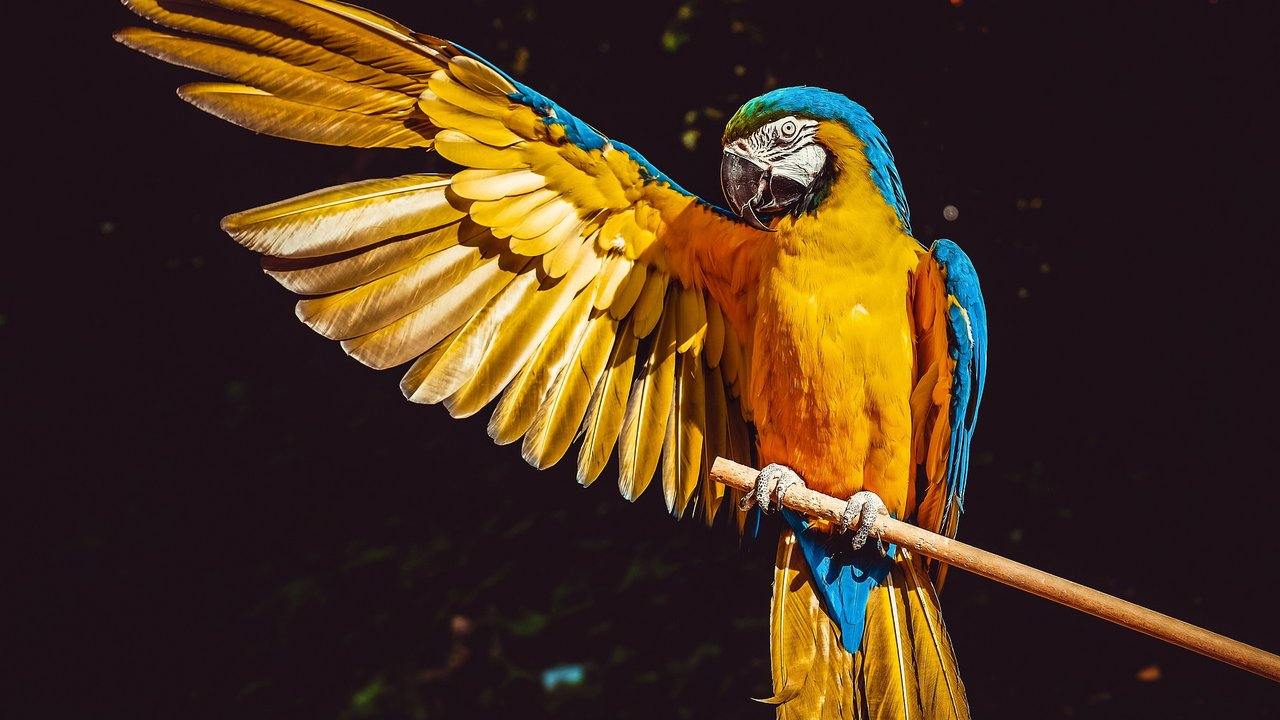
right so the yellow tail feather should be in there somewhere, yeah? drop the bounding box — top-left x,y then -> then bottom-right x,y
769,532 -> 969,720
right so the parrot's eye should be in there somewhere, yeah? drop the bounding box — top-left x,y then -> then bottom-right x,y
780,120 -> 798,139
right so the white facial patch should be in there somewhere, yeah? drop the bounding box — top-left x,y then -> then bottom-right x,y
721,115 -> 829,219
747,116 -> 820,163
769,143 -> 827,190
738,116 -> 827,212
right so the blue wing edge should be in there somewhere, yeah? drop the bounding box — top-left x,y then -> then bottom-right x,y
930,239 -> 989,539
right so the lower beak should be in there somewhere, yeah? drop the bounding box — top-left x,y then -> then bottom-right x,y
720,147 -> 774,232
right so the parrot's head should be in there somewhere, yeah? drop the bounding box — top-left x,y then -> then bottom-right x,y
720,86 -> 910,234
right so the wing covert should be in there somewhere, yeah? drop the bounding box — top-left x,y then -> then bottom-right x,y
116,0 -> 763,522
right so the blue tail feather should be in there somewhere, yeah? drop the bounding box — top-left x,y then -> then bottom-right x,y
781,509 -> 892,654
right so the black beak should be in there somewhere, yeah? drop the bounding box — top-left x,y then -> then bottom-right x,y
720,146 -> 774,232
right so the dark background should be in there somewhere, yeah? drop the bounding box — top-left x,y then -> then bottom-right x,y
7,1 -> 1279,718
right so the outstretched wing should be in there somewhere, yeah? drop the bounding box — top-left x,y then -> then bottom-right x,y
910,240 -> 988,575
115,0 -> 761,522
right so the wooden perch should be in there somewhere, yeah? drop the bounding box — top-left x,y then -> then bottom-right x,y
710,457 -> 1280,683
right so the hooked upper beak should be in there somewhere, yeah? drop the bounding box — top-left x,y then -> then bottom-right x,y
720,144 -> 774,232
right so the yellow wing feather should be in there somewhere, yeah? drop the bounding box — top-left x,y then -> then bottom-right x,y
205,0 -> 445,75
522,310 -> 620,469
470,189 -> 559,229
117,0 -> 441,147
434,130 -> 528,169
577,318 -> 638,486
489,280 -> 598,445
618,299 -> 678,501
180,82 -> 436,147
117,0 -> 762,522
296,242 -> 484,339
419,92 -> 526,146
442,253 -> 602,417
630,270 -> 670,338
700,364 -> 730,523
426,73 -> 510,118
221,174 -> 462,258
346,251 -> 532,370
118,28 -> 415,115
608,264 -> 649,320
119,0 -> 430,91
663,351 -> 706,517
263,219 -> 484,295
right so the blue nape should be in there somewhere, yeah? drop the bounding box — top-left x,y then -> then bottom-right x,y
781,509 -> 892,654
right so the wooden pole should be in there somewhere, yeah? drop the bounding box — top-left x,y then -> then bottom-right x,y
710,456 -> 1280,683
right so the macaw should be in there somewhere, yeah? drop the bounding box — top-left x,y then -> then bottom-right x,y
116,1 -> 988,717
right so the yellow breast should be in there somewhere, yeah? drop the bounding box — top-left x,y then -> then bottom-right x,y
749,123 -> 922,516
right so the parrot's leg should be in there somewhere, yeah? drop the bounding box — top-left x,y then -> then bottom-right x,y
738,463 -> 806,513
839,490 -> 888,553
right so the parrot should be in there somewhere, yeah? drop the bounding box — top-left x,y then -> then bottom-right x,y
115,1 -> 988,717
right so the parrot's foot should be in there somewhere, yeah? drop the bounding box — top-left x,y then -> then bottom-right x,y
738,463 -> 806,514
839,490 -> 888,553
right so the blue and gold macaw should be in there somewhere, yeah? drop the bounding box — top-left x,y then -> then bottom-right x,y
117,1 -> 987,717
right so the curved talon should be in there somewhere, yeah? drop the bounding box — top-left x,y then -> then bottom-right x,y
774,471 -> 806,508
839,490 -> 888,552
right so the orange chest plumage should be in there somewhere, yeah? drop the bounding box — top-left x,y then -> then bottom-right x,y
747,188 -> 922,516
